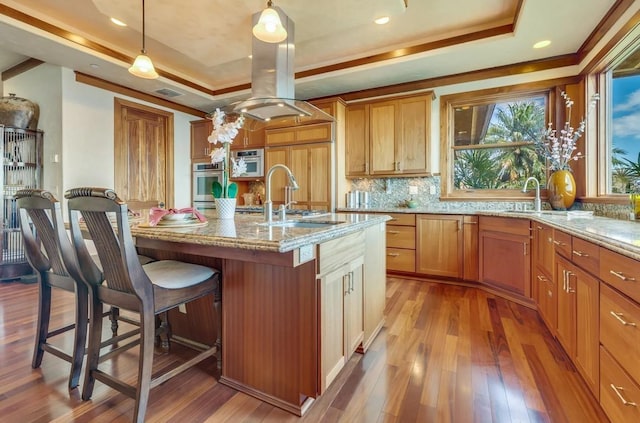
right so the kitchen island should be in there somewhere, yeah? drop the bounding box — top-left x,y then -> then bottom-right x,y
130,212 -> 389,416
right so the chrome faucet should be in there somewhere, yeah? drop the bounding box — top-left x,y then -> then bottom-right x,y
278,200 -> 297,222
264,164 -> 299,223
523,177 -> 541,212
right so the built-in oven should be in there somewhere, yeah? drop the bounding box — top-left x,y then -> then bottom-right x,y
231,148 -> 264,178
192,162 -> 223,204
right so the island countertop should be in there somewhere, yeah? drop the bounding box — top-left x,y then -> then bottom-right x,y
130,212 -> 390,253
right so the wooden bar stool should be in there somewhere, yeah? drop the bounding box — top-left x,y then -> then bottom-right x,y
65,187 -> 221,423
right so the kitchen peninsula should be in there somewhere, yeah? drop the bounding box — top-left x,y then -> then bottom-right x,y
130,212 -> 389,416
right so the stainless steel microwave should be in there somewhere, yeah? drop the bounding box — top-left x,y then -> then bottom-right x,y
231,148 -> 264,178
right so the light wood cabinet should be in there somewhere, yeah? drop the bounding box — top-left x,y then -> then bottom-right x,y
416,214 -> 463,278
190,119 -> 213,160
345,93 -> 432,178
230,127 -> 264,150
265,143 -> 332,210
318,231 -> 365,393
600,346 -> 640,423
385,213 -> 416,273
265,122 -> 333,146
463,215 -> 479,282
533,222 -> 556,331
361,222 -> 386,352
556,253 -> 600,398
345,104 -> 369,176
479,216 -> 531,297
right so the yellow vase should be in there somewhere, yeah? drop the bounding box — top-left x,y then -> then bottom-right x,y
547,170 -> 576,210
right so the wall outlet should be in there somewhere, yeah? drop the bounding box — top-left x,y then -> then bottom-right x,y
409,185 -> 418,195
178,303 -> 187,314
429,185 -> 436,195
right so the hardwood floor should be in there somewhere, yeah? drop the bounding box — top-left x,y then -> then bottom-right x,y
0,276 -> 609,422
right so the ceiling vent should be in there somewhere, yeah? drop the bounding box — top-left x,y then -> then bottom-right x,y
155,88 -> 183,98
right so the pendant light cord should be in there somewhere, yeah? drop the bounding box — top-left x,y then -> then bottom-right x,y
141,0 -> 146,53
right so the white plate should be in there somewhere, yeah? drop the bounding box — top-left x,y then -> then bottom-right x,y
161,213 -> 193,221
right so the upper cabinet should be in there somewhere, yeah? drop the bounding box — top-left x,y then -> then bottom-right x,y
230,127 -> 265,150
345,93 -> 432,178
190,119 -> 213,161
265,122 -> 333,146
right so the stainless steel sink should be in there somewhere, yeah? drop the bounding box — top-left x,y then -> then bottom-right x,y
262,220 -> 346,228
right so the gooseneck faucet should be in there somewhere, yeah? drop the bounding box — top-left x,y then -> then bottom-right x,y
523,176 -> 541,212
264,164 -> 299,223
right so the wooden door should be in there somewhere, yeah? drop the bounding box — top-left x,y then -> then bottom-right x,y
573,265 -> 599,397
479,227 -> 530,296
345,104 -> 369,176
115,98 -> 174,209
369,101 -> 397,175
397,95 -> 430,174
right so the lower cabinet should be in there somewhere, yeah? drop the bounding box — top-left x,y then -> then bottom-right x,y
385,213 -> 416,273
479,216 -> 531,297
556,255 -> 600,397
416,214 -> 462,278
319,231 -> 365,393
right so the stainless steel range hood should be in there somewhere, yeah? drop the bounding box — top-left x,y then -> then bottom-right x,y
226,5 -> 333,126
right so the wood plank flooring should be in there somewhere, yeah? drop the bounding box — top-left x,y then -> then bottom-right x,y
0,276 -> 609,422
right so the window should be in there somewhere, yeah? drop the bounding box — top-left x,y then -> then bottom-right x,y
440,86 -> 552,199
608,54 -> 640,194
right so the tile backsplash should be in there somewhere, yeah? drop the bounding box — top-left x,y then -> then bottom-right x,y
349,176 -> 632,220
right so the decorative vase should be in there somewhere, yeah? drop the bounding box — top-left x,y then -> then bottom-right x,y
215,198 -> 236,219
547,170 -> 576,210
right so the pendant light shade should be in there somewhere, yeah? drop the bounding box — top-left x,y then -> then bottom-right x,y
252,0 -> 287,43
128,0 -> 158,79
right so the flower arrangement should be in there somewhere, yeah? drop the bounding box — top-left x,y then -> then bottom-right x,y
207,108 -> 246,198
535,91 -> 599,171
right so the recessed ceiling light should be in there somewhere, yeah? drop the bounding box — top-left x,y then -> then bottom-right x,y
248,55 -> 253,59
374,16 -> 390,25
110,17 -> 127,27
533,40 -> 551,49
89,63 -> 100,69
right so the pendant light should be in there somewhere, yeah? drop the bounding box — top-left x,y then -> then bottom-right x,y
129,0 -> 158,79
252,0 -> 287,43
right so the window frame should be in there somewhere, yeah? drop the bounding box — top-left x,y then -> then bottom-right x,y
439,81 -> 562,200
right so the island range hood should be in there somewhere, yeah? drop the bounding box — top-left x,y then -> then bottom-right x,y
226,5 -> 333,126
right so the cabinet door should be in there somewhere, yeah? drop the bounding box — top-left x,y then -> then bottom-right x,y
308,143 -> 331,210
556,255 -> 576,357
416,215 -> 462,278
320,266 -> 346,393
369,101 -> 397,175
190,119 -> 212,160
397,96 -> 430,174
362,223 -> 386,352
290,146 -> 309,206
230,127 -> 265,150
535,267 -> 556,334
265,147 -> 289,204
344,258 -> 364,358
573,265 -> 599,398
479,229 -> 530,296
463,215 -> 479,282
533,222 -> 555,279
345,104 -> 369,177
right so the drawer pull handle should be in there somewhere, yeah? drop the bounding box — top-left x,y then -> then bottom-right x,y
537,275 -> 546,282
387,253 -> 400,257
610,270 -> 636,282
610,311 -> 637,327
387,230 -> 400,234
572,250 -> 588,257
610,384 -> 637,407
553,240 -> 562,245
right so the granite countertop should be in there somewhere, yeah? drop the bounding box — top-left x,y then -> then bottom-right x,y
130,212 -> 390,253
340,207 -> 640,261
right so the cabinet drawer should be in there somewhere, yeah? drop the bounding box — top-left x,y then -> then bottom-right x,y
479,216 -> 530,236
386,213 -> 416,226
571,237 -> 600,276
600,346 -> 640,423
386,226 -> 415,249
318,231 -> 365,275
600,248 -> 640,304
386,248 -> 415,273
554,230 -> 572,258
600,283 -> 640,384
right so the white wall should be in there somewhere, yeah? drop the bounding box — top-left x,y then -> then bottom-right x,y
4,65 -> 198,209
